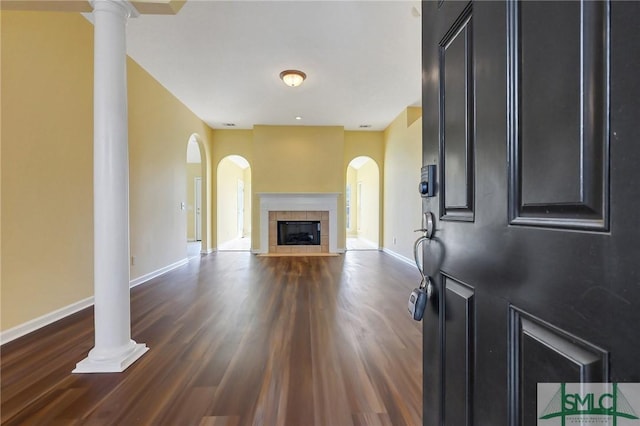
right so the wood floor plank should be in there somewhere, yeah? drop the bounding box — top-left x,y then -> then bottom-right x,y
199,416 -> 241,426
160,386 -> 218,425
1,251 -> 423,425
353,412 -> 394,426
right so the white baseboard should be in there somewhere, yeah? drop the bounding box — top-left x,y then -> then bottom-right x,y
1,257 -> 189,346
129,257 -> 188,288
382,247 -> 415,267
0,295 -> 94,345
200,247 -> 215,255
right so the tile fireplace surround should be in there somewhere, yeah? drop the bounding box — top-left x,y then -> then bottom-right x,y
257,193 -> 340,254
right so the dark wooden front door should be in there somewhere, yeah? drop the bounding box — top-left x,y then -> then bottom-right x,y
421,1 -> 640,424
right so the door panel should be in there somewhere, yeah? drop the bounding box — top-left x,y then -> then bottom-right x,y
422,1 -> 640,425
510,308 -> 609,425
440,3 -> 475,221
519,1 -> 582,206
444,276 -> 475,426
508,0 -> 610,230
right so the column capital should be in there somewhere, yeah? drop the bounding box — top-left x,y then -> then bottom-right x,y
91,0 -> 139,18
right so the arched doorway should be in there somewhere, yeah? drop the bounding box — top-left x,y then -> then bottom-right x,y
346,156 -> 380,250
185,134 -> 209,258
217,155 -> 252,251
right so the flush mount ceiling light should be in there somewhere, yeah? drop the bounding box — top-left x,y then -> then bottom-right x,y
279,70 -> 307,87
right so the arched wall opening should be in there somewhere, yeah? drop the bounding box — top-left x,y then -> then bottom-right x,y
346,156 -> 380,250
185,134 -> 209,256
217,155 -> 252,251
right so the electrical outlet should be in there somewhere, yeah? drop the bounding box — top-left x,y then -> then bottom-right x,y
131,256 -> 136,266
393,237 -> 397,245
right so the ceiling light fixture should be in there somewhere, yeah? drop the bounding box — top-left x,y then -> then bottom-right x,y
295,116 -> 302,120
279,70 -> 307,87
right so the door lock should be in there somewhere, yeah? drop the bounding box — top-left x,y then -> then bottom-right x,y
419,165 -> 437,197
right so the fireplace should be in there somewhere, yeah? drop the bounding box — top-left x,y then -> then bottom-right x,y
278,221 -> 321,245
268,211 -> 327,253
257,193 -> 340,254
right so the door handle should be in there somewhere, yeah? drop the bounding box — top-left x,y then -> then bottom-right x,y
414,234 -> 434,291
408,212 -> 435,321
414,211 -> 435,279
414,211 -> 435,239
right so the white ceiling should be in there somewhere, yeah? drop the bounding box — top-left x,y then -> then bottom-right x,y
226,154 -> 251,169
348,155 -> 372,169
125,0 -> 422,131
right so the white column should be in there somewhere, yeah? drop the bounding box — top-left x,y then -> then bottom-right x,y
74,0 -> 147,373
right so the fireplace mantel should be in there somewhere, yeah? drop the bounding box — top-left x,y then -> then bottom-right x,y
256,193 -> 340,254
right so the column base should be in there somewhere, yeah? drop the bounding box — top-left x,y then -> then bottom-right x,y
72,343 -> 148,373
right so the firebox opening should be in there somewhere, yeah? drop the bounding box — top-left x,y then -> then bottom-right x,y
277,221 -> 321,245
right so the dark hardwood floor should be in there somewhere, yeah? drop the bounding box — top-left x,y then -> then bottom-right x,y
1,251 -> 423,425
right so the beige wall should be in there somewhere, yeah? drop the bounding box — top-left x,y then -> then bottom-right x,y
344,131 -> 384,169
1,10 -> 213,332
383,107 -> 423,260
186,163 -> 201,241
210,129 -> 253,248
344,131 -> 384,246
252,125 -> 346,250
216,158 -> 250,245
211,128 -> 386,251
356,159 -> 380,245
1,11 -> 94,330
194,134 -> 213,252
252,125 -> 345,193
128,58 -> 212,279
243,167 -> 252,237
346,159 -> 381,245
346,166 -> 358,235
